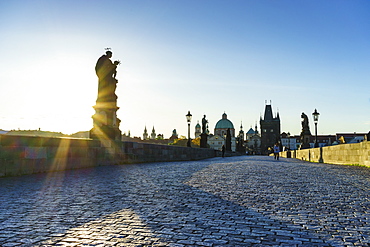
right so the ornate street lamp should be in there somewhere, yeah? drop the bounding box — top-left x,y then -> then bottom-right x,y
312,109 -> 320,148
186,111 -> 192,147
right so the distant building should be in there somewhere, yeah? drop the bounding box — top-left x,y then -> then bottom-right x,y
260,103 -> 281,154
150,127 -> 156,140
208,112 -> 236,151
246,125 -> 261,154
208,135 -> 225,151
214,112 -> 235,137
168,129 -> 178,143
143,126 -> 148,140
336,133 -> 367,144
195,121 -> 201,138
280,132 -> 299,150
236,123 -> 245,153
238,123 -> 244,140
280,133 -> 339,150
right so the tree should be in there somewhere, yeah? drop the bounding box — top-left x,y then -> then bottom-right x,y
192,137 -> 200,147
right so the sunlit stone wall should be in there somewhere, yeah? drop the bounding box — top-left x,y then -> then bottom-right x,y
0,135 -> 215,177
280,141 -> 370,167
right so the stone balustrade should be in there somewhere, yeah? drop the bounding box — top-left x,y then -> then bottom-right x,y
280,141 -> 370,167
0,135 -> 215,177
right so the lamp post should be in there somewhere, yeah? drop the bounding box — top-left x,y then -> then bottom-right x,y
186,111 -> 192,147
287,132 -> 290,150
312,109 -> 320,148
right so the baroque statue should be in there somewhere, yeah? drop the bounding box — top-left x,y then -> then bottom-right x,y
300,112 -> 311,149
95,49 -> 121,102
90,48 -> 122,141
201,115 -> 208,134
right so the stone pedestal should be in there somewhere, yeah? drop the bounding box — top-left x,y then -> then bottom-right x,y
90,102 -> 121,141
300,134 -> 311,149
200,133 -> 208,148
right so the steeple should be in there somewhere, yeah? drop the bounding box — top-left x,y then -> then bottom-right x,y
255,122 -> 258,134
263,104 -> 273,121
143,126 -> 148,140
151,126 -> 156,139
239,122 -> 244,139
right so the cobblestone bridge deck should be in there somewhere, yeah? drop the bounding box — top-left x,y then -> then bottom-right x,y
0,156 -> 369,246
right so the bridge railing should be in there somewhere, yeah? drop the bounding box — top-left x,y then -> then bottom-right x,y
280,141 -> 370,167
0,135 -> 215,177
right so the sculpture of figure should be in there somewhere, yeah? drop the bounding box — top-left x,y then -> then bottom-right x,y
226,128 -> 232,152
201,115 -> 208,134
95,50 -> 120,102
301,112 -> 311,135
300,112 -> 311,149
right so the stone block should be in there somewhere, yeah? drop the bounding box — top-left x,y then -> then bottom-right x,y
25,147 -> 47,159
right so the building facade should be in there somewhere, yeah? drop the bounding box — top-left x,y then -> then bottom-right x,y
214,112 -> 235,137
208,112 -> 236,152
246,125 -> 261,154
260,104 -> 281,154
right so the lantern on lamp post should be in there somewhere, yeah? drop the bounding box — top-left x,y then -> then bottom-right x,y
312,109 -> 320,148
186,111 -> 192,147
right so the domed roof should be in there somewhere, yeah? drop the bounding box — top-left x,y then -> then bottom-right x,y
215,113 -> 234,129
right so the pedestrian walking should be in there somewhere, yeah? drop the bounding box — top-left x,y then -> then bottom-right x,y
222,145 -> 225,158
273,143 -> 280,160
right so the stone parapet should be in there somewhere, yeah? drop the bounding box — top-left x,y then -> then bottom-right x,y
280,141 -> 370,167
0,135 -> 215,177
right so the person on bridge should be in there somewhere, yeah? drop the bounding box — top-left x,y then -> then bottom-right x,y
273,143 -> 280,160
221,145 -> 225,158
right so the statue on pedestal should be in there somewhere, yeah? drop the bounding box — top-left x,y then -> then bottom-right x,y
90,49 -> 122,141
201,115 -> 208,134
300,112 -> 311,149
200,115 -> 208,148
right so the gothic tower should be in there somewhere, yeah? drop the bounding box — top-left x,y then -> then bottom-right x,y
260,102 -> 281,154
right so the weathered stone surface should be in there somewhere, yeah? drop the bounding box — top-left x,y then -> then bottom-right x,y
0,156 -> 369,246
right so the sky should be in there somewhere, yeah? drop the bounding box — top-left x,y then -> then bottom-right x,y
0,0 -> 369,138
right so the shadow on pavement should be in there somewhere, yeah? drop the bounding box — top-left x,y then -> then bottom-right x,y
0,156 -> 368,246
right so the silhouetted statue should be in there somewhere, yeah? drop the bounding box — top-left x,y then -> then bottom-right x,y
95,50 -> 120,102
200,115 -> 209,148
90,49 -> 122,141
226,128 -> 232,152
201,115 -> 208,134
300,112 -> 311,149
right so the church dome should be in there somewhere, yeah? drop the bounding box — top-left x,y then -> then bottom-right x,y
215,113 -> 234,129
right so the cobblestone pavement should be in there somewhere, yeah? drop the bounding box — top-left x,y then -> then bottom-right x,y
0,156 -> 369,246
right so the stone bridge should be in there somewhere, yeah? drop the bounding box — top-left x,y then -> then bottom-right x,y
0,156 -> 369,246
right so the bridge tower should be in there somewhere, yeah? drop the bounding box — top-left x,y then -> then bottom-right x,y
260,102 -> 280,154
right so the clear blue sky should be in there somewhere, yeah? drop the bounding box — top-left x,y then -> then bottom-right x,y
0,0 -> 369,137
